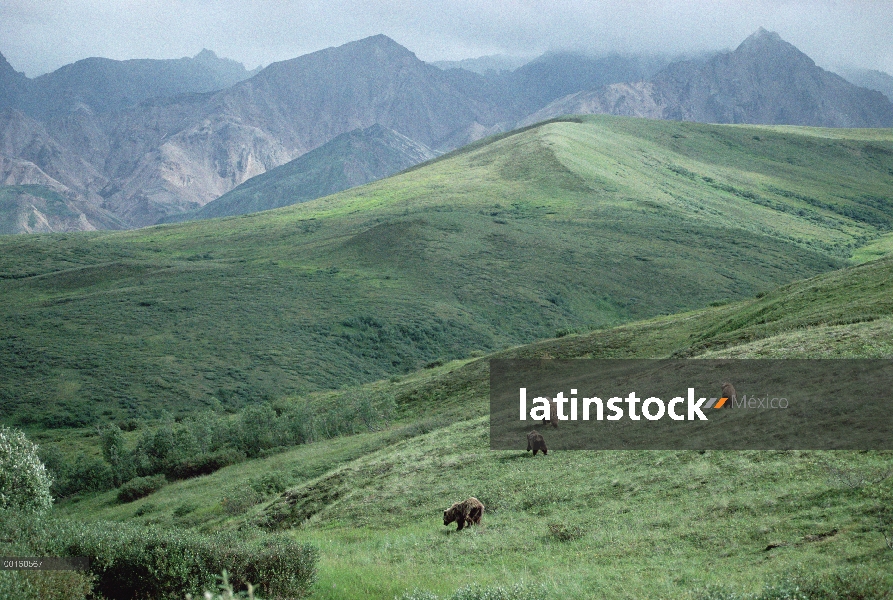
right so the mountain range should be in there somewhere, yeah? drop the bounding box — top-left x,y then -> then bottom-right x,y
1,29 -> 891,232
839,68 -> 893,102
523,29 -> 893,127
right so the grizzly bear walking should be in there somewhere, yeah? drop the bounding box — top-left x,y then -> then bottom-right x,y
526,430 -> 547,455
443,497 -> 484,531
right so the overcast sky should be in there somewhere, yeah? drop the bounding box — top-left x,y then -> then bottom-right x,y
2,0 -> 892,77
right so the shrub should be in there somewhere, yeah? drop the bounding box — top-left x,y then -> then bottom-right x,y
239,404 -> 278,457
0,568 -> 96,600
132,422 -> 199,476
117,474 -> 166,503
173,502 -> 198,518
0,426 -> 53,513
39,519 -> 317,599
187,570 -> 259,600
166,449 -> 246,480
39,445 -> 114,498
275,401 -> 315,445
100,425 -> 135,486
250,473 -> 289,495
0,511 -> 95,600
66,454 -> 115,495
221,488 -> 264,516
451,584 -> 547,600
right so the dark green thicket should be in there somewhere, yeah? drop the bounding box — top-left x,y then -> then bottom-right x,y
39,390 -> 396,498
0,511 -> 317,599
117,474 -> 166,502
0,511 -> 96,600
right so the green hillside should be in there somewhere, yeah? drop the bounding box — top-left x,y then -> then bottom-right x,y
51,253 -> 893,599
2,116 -> 892,426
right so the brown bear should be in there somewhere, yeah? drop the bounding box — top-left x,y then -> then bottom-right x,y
541,398 -> 560,428
526,430 -> 548,455
721,382 -> 737,406
443,497 -> 484,531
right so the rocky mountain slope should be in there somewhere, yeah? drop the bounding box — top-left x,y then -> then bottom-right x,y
523,29 -> 893,127
180,124 -> 436,220
504,52 -> 669,116
0,50 -> 257,118
0,36 -> 518,230
1,30 -> 891,233
839,68 -> 893,102
0,184 -> 123,234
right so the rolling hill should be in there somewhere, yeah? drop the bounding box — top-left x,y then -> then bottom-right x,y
1,116 -> 892,428
49,239 -> 893,599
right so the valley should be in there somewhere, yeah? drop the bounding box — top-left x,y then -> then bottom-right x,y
0,24 -> 892,600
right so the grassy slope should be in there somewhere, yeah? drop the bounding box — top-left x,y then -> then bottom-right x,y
56,254 -> 893,599
2,116 -> 892,425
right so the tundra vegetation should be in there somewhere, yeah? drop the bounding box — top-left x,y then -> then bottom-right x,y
1,117 -> 892,598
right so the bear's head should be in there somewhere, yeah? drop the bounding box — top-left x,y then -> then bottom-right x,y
443,505 -> 459,526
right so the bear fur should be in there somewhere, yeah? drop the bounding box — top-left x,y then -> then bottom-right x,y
541,398 -> 560,428
721,382 -> 737,405
526,430 -> 548,455
443,497 -> 484,531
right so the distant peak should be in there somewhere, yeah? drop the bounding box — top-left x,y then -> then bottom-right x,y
0,50 -> 26,79
362,34 -> 398,44
363,122 -> 387,134
734,28 -> 814,65
194,49 -> 218,60
349,34 -> 414,55
738,28 -> 788,51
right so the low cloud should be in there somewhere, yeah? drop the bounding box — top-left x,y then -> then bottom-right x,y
2,0 -> 891,76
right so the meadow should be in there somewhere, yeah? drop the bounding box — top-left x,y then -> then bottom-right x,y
48,252 -> 893,599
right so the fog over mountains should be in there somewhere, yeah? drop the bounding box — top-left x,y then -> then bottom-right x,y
524,29 -> 893,127
1,29 -> 892,233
